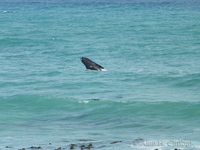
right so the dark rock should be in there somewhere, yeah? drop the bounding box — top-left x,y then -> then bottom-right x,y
70,145 -> 75,149
30,146 -> 42,149
5,146 -> 12,148
80,145 -> 85,149
110,141 -> 122,144
77,143 -> 93,149
84,146 -> 91,149
83,143 -> 94,149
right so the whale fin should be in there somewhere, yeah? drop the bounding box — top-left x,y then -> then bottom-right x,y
81,57 -> 105,71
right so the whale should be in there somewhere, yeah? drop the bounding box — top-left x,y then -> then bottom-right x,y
80,57 -> 105,71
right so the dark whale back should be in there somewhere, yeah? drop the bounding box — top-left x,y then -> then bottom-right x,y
81,57 -> 104,71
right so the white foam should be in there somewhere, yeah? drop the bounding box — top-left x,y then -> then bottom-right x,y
78,100 -> 89,104
101,69 -> 107,71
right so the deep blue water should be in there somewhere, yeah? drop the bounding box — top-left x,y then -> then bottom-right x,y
0,0 -> 200,149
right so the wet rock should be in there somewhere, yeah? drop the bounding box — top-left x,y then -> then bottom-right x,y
54,147 -> 62,150
84,143 -> 94,149
79,143 -> 94,149
110,141 -> 122,144
70,145 -> 75,149
5,146 -> 12,148
84,146 -> 92,149
30,146 -> 42,149
80,145 -> 85,150
70,144 -> 77,149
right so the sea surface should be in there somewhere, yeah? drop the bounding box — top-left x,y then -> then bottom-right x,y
0,0 -> 200,149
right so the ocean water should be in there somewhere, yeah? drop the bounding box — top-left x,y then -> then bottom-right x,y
0,0 -> 200,149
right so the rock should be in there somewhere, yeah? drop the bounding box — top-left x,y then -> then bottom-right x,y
84,146 -> 91,149
30,146 -> 42,149
80,145 -> 85,149
110,141 -> 122,144
84,143 -> 94,149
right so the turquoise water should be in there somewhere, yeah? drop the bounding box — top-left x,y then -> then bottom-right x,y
0,0 -> 200,149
